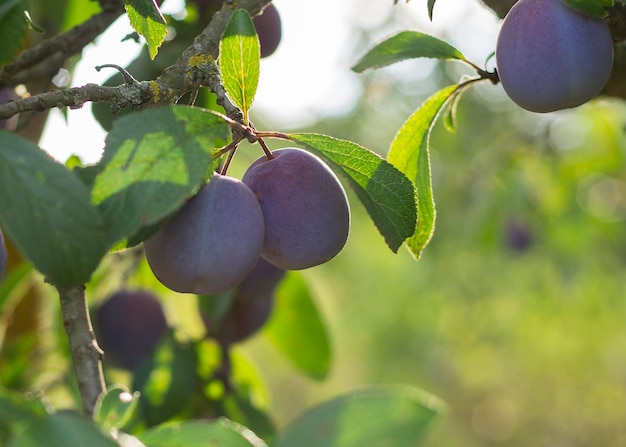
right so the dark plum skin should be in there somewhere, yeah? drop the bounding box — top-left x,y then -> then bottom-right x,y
144,174 -> 265,295
496,0 -> 613,113
95,289 -> 167,371
242,148 -> 350,270
253,3 -> 282,58
201,257 -> 285,344
0,229 -> 7,280
192,0 -> 281,58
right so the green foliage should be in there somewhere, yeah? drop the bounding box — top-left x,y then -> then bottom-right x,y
220,9 -> 261,125
273,386 -> 445,447
351,31 -> 468,73
92,106 -> 230,249
264,272 -> 331,380
288,133 -> 417,253
0,131 -> 109,286
138,419 -> 266,447
93,385 -> 140,433
0,0 -> 28,66
124,0 -> 167,59
563,0 -> 613,17
388,85 -> 460,259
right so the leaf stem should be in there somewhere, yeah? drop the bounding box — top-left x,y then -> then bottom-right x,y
56,284 -> 106,417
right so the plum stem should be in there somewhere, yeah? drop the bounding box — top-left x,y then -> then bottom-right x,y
258,137 -> 274,160
55,283 -> 106,417
220,144 -> 238,175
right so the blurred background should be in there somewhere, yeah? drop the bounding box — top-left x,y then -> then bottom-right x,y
10,0 -> 626,445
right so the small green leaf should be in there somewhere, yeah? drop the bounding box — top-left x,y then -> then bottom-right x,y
0,131 -> 109,286
124,0 -> 167,59
93,385 -> 140,433
92,106 -> 229,248
352,31 -> 467,73
273,385 -> 446,447
563,0 -> 611,18
263,272 -> 331,380
388,84 -> 460,260
0,0 -> 27,66
138,419 -> 267,447
428,0 -> 436,20
220,9 -> 260,124
287,133 -> 417,253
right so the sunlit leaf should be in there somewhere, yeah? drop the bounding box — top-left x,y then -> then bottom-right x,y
388,84 -> 460,259
287,133 -> 417,253
219,9 -> 260,124
0,131 -> 109,286
352,31 -> 467,73
263,272 -> 331,380
273,385 -> 446,447
124,0 -> 167,59
138,419 -> 266,447
92,106 -> 229,248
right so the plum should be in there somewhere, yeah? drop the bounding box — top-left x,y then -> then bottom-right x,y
144,174 -> 265,295
242,148 -> 350,270
496,0 -> 614,113
0,229 -> 6,279
201,257 -> 285,344
192,0 -> 282,58
95,289 -> 167,371
254,3 -> 282,58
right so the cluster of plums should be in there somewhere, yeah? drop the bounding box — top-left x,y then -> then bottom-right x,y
94,259 -> 285,370
144,148 -> 350,296
496,0 -> 614,113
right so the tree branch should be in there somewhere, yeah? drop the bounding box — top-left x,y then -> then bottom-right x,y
0,0 -> 270,123
57,284 -> 105,417
0,8 -> 124,88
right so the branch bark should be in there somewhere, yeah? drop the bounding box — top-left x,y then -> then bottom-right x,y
57,285 -> 105,417
0,0 -> 271,123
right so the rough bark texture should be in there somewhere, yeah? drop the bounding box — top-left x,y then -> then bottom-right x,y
57,285 -> 105,417
0,0 -> 272,122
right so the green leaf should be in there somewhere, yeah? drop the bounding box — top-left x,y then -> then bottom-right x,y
124,0 -> 167,59
427,0 -> 436,20
263,272 -> 331,380
0,387 -> 48,426
563,0 -> 611,18
92,106 -> 229,248
138,419 -> 267,447
132,332 -> 199,426
287,133 -> 417,253
0,131 -> 109,286
219,9 -> 260,124
273,386 -> 446,447
388,84 -> 460,260
0,0 -> 27,66
8,411 -> 120,447
351,31 -> 467,73
93,385 -> 140,433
